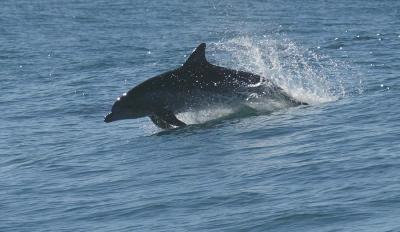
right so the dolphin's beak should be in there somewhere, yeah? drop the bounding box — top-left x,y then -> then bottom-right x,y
104,113 -> 114,123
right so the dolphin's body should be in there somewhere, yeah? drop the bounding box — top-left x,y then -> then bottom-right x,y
104,43 -> 306,129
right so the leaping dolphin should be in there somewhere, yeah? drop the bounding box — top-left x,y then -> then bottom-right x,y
104,43 -> 306,129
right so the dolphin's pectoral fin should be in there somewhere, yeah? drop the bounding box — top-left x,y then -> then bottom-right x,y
150,115 -> 174,129
159,110 -> 187,127
150,110 -> 186,129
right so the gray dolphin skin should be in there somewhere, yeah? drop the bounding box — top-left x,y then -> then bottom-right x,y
104,43 -> 306,129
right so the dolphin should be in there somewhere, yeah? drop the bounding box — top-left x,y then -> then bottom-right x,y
104,43 -> 306,129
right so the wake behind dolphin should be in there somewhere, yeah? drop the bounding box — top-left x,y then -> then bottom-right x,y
104,43 -> 307,129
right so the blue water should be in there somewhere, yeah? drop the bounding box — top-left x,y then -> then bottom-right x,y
1,0 -> 400,231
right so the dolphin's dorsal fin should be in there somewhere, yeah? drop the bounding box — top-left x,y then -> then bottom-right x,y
183,43 -> 208,67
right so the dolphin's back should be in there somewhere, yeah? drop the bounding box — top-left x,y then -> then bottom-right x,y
177,63 -> 263,93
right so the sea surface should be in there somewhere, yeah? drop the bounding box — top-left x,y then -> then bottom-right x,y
1,0 -> 400,231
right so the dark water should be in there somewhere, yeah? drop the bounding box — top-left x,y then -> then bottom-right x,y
2,0 -> 400,231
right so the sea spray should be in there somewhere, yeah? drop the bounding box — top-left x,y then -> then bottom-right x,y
177,35 -> 351,125
210,35 -> 350,104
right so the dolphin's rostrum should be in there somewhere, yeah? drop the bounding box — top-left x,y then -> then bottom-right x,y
104,43 -> 306,129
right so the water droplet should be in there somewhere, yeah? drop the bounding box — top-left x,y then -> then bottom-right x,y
334,37 -> 339,41
147,51 -> 151,54
380,84 -> 384,87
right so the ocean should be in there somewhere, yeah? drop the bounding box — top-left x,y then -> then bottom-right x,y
1,0 -> 400,231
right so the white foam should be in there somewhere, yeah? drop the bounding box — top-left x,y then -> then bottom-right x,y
177,107 -> 235,124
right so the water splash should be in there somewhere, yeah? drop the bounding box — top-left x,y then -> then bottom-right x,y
209,35 -> 350,104
175,35 -> 358,126
177,107 -> 236,125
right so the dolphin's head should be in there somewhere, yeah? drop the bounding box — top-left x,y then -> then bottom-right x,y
104,91 -> 149,123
